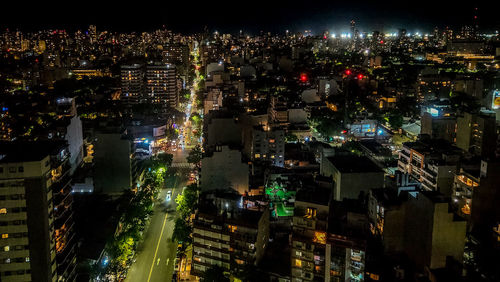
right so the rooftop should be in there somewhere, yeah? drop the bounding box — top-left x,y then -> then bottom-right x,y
0,141 -> 67,163
326,155 -> 383,173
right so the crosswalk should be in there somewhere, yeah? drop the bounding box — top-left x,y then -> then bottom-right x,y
170,162 -> 194,168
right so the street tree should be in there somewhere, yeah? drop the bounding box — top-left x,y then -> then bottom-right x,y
187,145 -> 202,166
202,265 -> 229,282
172,218 -> 192,244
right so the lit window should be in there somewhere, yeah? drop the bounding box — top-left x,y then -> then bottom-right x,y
1,234 -> 8,239
312,232 -> 326,245
0,208 -> 6,214
295,259 -> 302,267
4,246 -> 9,251
305,208 -> 316,219
25,257 -> 29,262
4,258 -> 10,264
254,154 -> 260,158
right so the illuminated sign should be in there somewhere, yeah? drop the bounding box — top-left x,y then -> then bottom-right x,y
492,90 -> 500,109
428,108 -> 439,117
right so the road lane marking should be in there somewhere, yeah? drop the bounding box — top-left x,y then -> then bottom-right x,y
166,258 -> 170,265
147,179 -> 177,282
157,258 -> 160,265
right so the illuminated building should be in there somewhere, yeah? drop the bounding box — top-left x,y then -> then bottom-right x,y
192,196 -> 269,277
0,141 -> 76,281
146,64 -> 178,109
291,187 -> 330,281
452,168 -> 479,219
203,88 -> 223,115
250,125 -> 285,167
398,140 -> 461,196
70,68 -> 111,80
162,43 -> 189,65
120,64 -> 144,106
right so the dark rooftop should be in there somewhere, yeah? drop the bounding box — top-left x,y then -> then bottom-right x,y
0,141 -> 67,163
327,155 -> 383,173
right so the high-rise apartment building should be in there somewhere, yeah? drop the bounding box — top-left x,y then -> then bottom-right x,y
145,64 -> 178,109
121,64 -> 144,106
0,141 -> 76,282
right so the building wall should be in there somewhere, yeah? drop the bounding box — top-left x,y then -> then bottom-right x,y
430,202 -> 466,269
93,133 -> 132,195
65,115 -> 83,174
404,192 -> 466,270
200,146 -> 249,195
0,157 -> 56,282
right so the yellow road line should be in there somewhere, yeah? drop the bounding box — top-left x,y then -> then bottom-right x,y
147,179 -> 177,282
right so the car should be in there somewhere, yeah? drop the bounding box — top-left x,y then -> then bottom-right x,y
166,191 -> 172,201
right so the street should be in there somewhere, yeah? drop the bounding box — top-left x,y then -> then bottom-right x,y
125,168 -> 185,282
125,46 -> 200,282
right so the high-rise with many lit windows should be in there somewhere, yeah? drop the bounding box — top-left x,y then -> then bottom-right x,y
146,64 -> 178,110
0,141 -> 76,281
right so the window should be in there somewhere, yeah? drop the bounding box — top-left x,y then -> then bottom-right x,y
18,167 -> 23,173
8,167 -> 16,173
0,167 -> 3,173
295,259 -> 302,267
305,208 -> 316,219
0,208 -> 6,214
3,246 -> 9,251
4,258 -> 10,263
1,234 -> 7,239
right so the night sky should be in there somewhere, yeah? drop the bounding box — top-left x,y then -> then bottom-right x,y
2,1 -> 499,34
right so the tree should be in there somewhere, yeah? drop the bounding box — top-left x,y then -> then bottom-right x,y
172,218 -> 192,244
187,145 -> 202,165
387,110 -> 403,129
175,184 -> 199,219
202,265 -> 229,282
285,133 -> 298,143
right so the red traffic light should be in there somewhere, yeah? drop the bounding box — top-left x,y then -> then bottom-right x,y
345,69 -> 351,75
357,74 -> 364,80
300,73 -> 308,82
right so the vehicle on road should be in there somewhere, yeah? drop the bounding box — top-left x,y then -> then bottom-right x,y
166,190 -> 172,201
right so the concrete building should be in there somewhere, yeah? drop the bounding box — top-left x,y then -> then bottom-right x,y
249,125 -> 285,167
192,197 -> 269,277
203,88 -> 223,115
93,130 -> 132,196
456,111 -> 497,158
200,145 -> 249,195
471,159 -> 500,242
291,187 -> 331,282
421,111 -> 456,143
120,64 -> 144,105
145,64 -> 178,109
321,155 -> 384,201
0,141 -> 76,282
205,112 -> 242,150
404,191 -> 466,271
452,167 -> 479,220
398,140 -> 461,196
